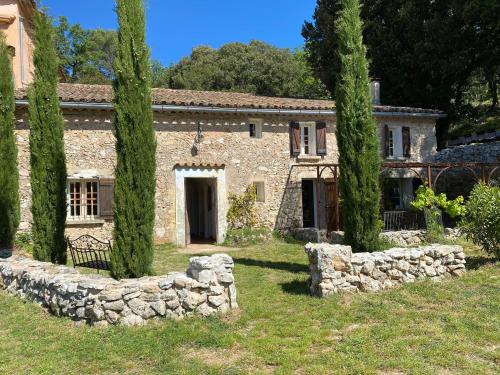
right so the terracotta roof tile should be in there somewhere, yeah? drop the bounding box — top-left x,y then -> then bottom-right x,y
15,83 -> 444,115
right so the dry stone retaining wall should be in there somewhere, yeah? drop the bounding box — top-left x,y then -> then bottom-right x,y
329,229 -> 461,247
0,254 -> 237,326
305,243 -> 466,296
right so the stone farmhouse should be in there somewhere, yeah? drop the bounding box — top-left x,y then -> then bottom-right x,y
4,0 -> 444,246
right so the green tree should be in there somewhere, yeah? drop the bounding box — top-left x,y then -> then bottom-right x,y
29,11 -> 67,263
111,0 -> 156,279
166,41 -> 329,99
335,0 -> 381,252
303,0 -> 500,148
54,16 -> 117,84
0,35 -> 20,249
151,59 -> 170,87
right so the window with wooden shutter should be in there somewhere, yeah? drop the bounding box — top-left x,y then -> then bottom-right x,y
67,179 -> 99,221
316,122 -> 327,156
98,178 -> 115,220
290,121 -> 300,156
384,124 -> 390,157
402,127 -> 411,158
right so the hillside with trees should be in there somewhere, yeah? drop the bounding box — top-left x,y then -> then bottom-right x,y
303,0 -> 499,148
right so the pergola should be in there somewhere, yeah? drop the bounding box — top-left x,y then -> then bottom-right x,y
291,162 -> 500,232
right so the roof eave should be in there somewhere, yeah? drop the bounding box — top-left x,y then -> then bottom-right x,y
14,100 -> 446,118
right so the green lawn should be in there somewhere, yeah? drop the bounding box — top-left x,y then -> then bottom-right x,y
1,240 -> 499,374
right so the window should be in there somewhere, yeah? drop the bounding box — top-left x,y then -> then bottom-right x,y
252,181 -> 265,202
68,180 -> 99,221
388,130 -> 394,157
386,126 -> 404,158
249,119 -> 262,138
300,122 -> 316,155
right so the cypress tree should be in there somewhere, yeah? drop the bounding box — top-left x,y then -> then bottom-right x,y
0,35 -> 20,249
111,0 -> 156,279
29,12 -> 67,263
335,0 -> 381,252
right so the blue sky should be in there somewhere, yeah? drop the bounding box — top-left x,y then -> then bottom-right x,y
40,0 -> 317,66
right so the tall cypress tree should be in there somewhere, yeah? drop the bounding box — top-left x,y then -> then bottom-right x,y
111,0 -> 156,279
335,0 -> 381,252
29,12 -> 67,263
0,35 -> 20,250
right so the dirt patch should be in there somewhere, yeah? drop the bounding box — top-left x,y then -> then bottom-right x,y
176,244 -> 241,255
182,344 -> 277,373
182,345 -> 244,368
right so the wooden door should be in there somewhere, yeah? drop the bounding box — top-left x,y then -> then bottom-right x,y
325,178 -> 340,232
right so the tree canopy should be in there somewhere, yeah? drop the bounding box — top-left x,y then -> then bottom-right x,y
54,16 -> 117,84
165,41 -> 329,99
303,0 -> 500,147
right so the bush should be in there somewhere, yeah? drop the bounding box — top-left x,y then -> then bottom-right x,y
227,185 -> 257,230
460,183 -> 500,258
411,186 -> 465,242
14,232 -> 33,254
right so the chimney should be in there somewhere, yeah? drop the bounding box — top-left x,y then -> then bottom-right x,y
370,80 -> 381,105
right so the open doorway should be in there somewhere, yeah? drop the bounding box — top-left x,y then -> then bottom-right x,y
185,178 -> 217,245
302,179 -> 316,228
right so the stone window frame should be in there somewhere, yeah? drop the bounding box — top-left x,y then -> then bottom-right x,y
252,181 -> 265,203
249,118 -> 263,139
300,122 -> 317,156
67,178 -> 100,222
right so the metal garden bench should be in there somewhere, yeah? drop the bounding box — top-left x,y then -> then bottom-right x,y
68,235 -> 112,272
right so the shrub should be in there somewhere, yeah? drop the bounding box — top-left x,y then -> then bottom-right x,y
411,185 -> 465,242
227,185 -> 257,230
460,183 -> 500,258
14,232 -> 33,254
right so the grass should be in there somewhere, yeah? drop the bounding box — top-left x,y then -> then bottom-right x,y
1,239 -> 499,374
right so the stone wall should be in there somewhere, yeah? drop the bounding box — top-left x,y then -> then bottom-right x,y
304,243 -> 465,296
433,141 -> 500,198
435,141 -> 500,164
15,108 -> 437,244
330,229 -> 461,247
0,254 -> 237,326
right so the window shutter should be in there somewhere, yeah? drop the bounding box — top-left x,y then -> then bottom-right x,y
384,124 -> 390,157
402,127 -> 411,158
316,122 -> 327,156
290,121 -> 300,156
99,178 -> 114,219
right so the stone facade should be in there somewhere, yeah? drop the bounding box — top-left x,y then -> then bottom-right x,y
304,243 -> 466,296
15,107 -> 438,245
435,141 -> 500,164
0,253 -> 237,326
